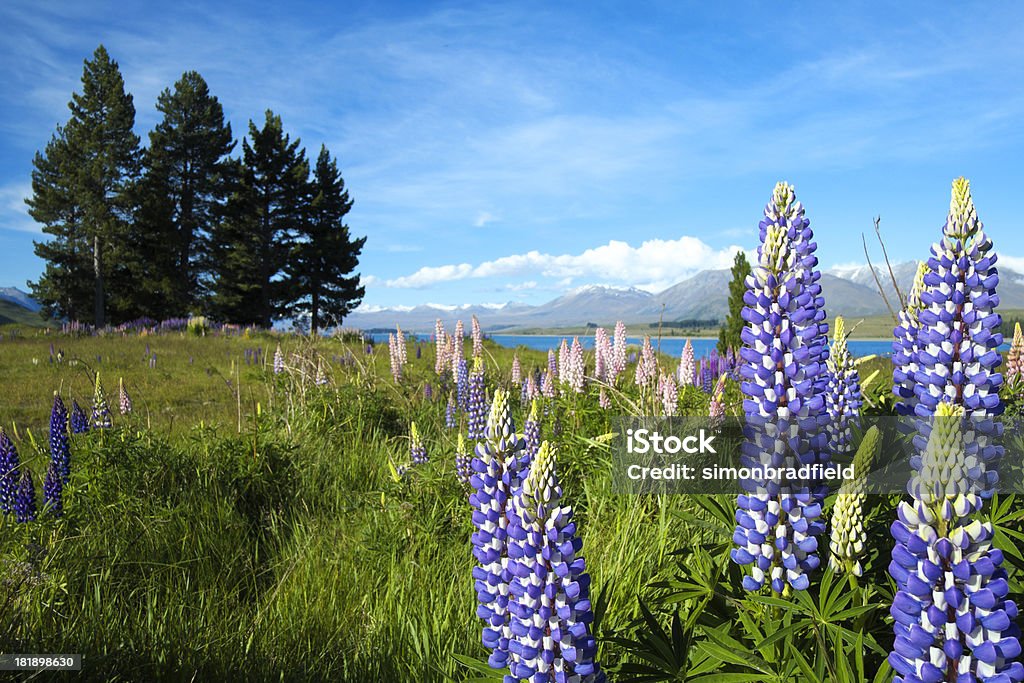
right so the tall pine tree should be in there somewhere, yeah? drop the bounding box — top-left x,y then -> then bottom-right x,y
27,45 -> 140,326
133,71 -> 235,317
284,145 -> 366,334
717,250 -> 751,353
26,127 -> 93,320
207,111 -> 307,326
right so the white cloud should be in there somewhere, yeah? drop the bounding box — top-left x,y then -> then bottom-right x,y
383,236 -> 743,289
504,280 -> 537,291
474,211 -> 497,227
361,274 -> 380,286
995,253 -> 1024,275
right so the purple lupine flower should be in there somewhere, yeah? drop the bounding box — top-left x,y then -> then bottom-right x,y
43,462 -> 62,518
273,344 -> 285,374
522,399 -> 541,467
700,360 -> 714,394
599,386 -> 611,409
888,179 -> 1021,683
540,369 -> 556,399
424,383 -> 433,401
118,377 -> 132,415
0,429 -> 19,515
14,469 -> 36,523
446,394 -> 458,429
50,393 -> 71,483
410,422 -> 428,465
611,321 -> 627,380
893,262 -> 930,416
888,405 -> 1023,683
731,181 -> 830,594
468,358 -> 488,441
634,336 -> 657,389
70,400 -> 89,434
455,433 -> 472,487
472,315 -> 483,358
547,349 -> 558,385
593,327 -> 609,383
659,372 -> 678,416
92,374 -> 112,429
469,389 -> 525,670
678,339 -> 696,386
416,345 -> 421,360
825,316 -> 862,457
511,355 -> 522,386
506,441 -> 606,682
457,358 -> 470,411
526,372 -> 539,402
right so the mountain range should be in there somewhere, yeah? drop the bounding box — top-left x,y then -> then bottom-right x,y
6,260 -> 1024,331
344,261 -> 1024,332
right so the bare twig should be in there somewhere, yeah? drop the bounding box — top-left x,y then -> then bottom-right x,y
874,216 -> 906,309
862,232 -> 898,323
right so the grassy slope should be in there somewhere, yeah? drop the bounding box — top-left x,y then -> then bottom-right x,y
0,331 -> 714,681
0,300 -> 50,327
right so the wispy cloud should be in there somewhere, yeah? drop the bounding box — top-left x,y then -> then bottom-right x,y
474,211 -> 496,228
0,182 -> 37,234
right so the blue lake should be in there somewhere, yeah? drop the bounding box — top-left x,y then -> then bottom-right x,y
489,335 -> 895,359
368,332 -> 896,359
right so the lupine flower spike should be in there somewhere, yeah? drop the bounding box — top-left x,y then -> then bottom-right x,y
611,321 -> 628,381
511,355 -> 522,386
893,262 -> 930,417
658,372 -> 678,416
410,422 -> 428,465
70,400 -> 89,434
468,357 -> 488,440
273,344 -> 285,374
732,181 -> 830,594
522,399 -> 541,466
889,404 -> 1023,683
43,462 -> 63,518
824,316 -> 862,457
634,336 -> 657,389
829,426 -> 879,577
469,389 -> 525,669
118,377 -> 133,415
15,469 -> 36,523
708,374 -> 727,429
888,178 -> 1021,683
0,429 -> 20,515
678,339 -> 696,387
506,441 -> 606,682
455,433 -> 472,487
50,393 -> 71,482
92,373 -> 112,429
472,315 -> 484,358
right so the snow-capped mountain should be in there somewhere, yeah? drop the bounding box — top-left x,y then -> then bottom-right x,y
345,261 -> 1024,332
0,287 -> 40,312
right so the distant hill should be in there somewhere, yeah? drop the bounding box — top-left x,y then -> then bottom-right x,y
0,287 -> 41,312
0,299 -> 45,326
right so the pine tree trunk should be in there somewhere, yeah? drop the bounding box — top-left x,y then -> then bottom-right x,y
93,233 -> 105,327
311,290 -> 320,336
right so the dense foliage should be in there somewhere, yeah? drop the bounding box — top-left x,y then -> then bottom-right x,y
26,46 -> 365,329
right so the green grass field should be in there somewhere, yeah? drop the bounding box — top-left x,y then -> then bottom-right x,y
0,323 -> 1020,682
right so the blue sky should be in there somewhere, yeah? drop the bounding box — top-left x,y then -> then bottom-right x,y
2,2 -> 1023,310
